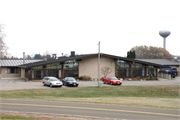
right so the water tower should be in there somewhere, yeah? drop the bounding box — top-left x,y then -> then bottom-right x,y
159,29 -> 171,49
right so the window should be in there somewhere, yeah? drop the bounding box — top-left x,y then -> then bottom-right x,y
64,61 -> 78,77
38,66 -> 43,69
47,63 -> 59,69
7,67 -> 18,74
131,63 -> 145,77
116,60 -> 129,77
32,67 -> 37,70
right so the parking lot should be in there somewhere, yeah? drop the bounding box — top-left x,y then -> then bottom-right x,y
0,77 -> 180,91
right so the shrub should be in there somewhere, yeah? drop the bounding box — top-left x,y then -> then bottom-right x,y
146,77 -> 154,80
146,77 -> 150,80
142,77 -> 145,80
79,76 -> 92,81
78,77 -> 83,80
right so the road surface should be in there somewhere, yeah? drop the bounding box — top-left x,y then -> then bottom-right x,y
1,99 -> 179,120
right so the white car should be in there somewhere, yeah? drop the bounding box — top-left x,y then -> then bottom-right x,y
42,76 -> 62,88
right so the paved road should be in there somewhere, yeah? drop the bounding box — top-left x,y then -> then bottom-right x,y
1,99 -> 179,120
0,77 -> 180,91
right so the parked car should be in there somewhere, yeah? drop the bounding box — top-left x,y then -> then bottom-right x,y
159,66 -> 172,73
62,77 -> 79,87
165,68 -> 178,78
159,66 -> 178,78
102,76 -> 122,85
42,76 -> 62,88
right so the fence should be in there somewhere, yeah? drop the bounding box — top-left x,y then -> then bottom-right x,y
158,73 -> 172,80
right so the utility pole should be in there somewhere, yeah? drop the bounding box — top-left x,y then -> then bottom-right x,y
98,41 -> 100,87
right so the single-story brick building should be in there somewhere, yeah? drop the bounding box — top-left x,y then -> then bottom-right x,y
2,52 -> 178,80
9,52 -> 164,80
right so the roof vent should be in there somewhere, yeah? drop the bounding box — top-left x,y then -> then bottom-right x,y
70,51 -> 75,57
52,54 -> 57,59
23,52 -> 25,64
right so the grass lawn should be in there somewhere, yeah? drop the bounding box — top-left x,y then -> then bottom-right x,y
0,85 -> 179,109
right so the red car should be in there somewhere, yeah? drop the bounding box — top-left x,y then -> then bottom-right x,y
102,76 -> 122,85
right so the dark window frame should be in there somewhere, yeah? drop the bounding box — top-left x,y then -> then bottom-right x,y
7,67 -> 18,74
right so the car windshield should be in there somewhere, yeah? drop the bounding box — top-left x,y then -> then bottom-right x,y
110,77 -> 118,80
50,78 -> 59,81
67,78 -> 76,81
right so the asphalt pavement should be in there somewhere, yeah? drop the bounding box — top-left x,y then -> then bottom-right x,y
0,78 -> 180,120
1,99 -> 180,120
0,77 -> 180,91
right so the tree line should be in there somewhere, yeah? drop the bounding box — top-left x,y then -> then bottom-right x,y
127,45 -> 173,59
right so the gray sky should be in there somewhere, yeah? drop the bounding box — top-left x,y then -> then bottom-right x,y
0,0 -> 180,58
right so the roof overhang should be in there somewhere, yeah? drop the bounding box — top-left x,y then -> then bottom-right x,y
18,53 -> 163,68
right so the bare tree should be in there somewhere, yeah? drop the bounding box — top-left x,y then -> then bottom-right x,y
128,45 -> 172,59
101,66 -> 112,77
0,24 -> 9,59
42,51 -> 52,59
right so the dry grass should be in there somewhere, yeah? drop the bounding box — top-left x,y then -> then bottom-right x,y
0,111 -> 110,120
1,86 -> 179,109
29,97 -> 179,109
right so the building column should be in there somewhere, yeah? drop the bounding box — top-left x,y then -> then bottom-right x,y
21,68 -> 25,78
145,66 -> 147,77
43,65 -> 46,78
156,68 -> 158,77
61,63 -> 64,79
129,64 -> 131,78
31,68 -> 34,80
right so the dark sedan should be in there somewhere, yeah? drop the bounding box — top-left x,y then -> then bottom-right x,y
62,77 -> 79,87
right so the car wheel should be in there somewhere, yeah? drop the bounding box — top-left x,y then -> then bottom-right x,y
50,84 -> 53,88
103,81 -> 106,84
43,82 -> 46,86
76,85 -> 78,87
59,85 -> 62,87
119,84 -> 121,85
110,82 -> 113,85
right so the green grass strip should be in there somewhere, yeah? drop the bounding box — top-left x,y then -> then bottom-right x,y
1,85 -> 179,98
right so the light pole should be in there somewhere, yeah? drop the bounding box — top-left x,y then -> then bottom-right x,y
0,35 -> 2,79
98,41 -> 100,87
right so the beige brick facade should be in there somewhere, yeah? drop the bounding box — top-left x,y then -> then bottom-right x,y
0,67 -> 21,78
79,56 -> 115,79
21,68 -> 25,78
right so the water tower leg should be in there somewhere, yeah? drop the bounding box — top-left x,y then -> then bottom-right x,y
164,38 -> 166,49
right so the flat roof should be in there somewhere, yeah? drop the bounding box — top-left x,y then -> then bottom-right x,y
136,59 -> 180,66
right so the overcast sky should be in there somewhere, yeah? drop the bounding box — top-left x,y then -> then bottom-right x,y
0,0 -> 180,58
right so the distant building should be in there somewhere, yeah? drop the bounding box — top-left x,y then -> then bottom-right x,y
0,59 -> 43,78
